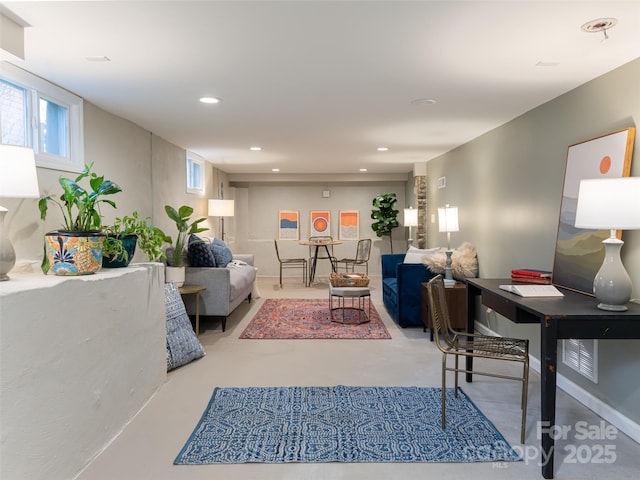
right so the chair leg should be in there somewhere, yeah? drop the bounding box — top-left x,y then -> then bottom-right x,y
442,354 -> 447,430
454,353 -> 459,397
279,264 -> 283,288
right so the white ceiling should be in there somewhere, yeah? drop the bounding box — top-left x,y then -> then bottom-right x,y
2,1 -> 639,176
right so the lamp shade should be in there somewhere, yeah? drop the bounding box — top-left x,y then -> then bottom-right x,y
404,207 -> 418,227
208,199 -> 234,217
0,145 -> 40,198
438,205 -> 459,233
575,177 -> 640,230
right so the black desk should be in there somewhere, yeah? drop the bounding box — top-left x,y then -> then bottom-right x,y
465,278 -> 640,479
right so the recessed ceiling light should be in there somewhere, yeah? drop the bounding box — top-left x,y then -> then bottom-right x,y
250,146 -> 262,151
271,168 -> 280,172
536,61 -> 560,67
410,98 -> 437,106
377,147 -> 389,152
359,168 -> 368,172
199,96 -> 222,104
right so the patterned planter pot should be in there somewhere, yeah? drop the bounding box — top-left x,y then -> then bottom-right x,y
44,231 -> 105,275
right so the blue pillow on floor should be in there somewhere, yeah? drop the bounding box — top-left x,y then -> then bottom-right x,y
165,282 -> 205,371
210,237 -> 233,267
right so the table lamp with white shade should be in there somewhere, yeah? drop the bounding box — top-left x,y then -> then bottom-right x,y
208,199 -> 234,241
404,206 -> 418,246
438,204 -> 459,281
0,145 -> 40,281
574,177 -> 640,311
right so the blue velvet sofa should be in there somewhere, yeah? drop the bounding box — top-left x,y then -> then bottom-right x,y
381,253 -> 437,327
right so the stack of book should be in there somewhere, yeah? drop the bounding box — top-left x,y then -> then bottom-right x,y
511,269 -> 552,284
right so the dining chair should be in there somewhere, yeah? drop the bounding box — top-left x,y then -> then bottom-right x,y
333,238 -> 371,274
426,275 -> 530,443
274,239 -> 308,288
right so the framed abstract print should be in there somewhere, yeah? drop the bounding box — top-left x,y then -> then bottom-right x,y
552,128 -> 635,295
310,210 -> 331,237
339,210 -> 359,241
278,210 -> 300,240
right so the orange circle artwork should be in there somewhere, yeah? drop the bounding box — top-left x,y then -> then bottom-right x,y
599,155 -> 612,174
313,218 -> 328,232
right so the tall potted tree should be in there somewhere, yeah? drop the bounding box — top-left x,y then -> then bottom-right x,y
371,193 -> 399,253
38,163 -> 122,275
164,205 -> 207,286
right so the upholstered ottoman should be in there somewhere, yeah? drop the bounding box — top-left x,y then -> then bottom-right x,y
328,284 -> 371,324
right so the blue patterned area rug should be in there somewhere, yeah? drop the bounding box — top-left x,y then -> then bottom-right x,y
174,385 -> 521,464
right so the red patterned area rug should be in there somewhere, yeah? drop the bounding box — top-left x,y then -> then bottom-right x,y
239,298 -> 391,339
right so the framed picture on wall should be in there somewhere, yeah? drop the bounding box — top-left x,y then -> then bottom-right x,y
339,210 -> 359,241
278,210 -> 300,240
310,210 -> 331,237
552,128 -> 635,295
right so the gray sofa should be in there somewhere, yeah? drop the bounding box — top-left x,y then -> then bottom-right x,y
182,254 -> 256,332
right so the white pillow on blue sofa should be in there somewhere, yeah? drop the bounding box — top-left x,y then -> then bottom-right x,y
403,246 -> 440,264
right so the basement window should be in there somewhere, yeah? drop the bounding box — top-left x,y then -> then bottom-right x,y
0,63 -> 84,172
186,154 -> 204,195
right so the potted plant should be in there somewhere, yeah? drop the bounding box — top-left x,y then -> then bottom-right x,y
371,193 -> 399,254
38,163 -> 122,275
102,212 -> 169,267
164,204 -> 207,286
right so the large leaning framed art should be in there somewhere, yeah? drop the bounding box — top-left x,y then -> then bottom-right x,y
552,128 -> 635,295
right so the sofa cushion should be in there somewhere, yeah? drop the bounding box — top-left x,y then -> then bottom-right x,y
188,234 -> 216,267
164,282 -> 205,371
210,238 -> 233,267
227,263 -> 257,301
403,246 -> 440,263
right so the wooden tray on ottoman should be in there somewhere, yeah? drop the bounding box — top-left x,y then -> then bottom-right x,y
330,273 -> 370,287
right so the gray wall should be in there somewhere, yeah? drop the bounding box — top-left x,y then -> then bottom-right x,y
425,58 -> 640,425
229,183 -> 408,282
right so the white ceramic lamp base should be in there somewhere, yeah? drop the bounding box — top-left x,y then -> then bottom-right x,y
593,237 -> 632,311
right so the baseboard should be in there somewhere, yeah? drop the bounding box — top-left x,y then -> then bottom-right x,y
474,322 -> 640,445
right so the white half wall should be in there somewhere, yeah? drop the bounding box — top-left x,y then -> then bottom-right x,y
0,264 -> 167,480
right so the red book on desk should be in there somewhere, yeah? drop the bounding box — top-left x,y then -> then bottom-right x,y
511,269 -> 552,278
511,274 -> 552,285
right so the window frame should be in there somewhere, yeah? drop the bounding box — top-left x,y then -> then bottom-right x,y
186,153 -> 205,195
1,62 -> 84,172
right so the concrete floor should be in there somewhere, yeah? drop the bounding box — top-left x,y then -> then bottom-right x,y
77,275 -> 640,480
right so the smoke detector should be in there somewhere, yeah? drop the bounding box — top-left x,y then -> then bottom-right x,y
581,18 -> 617,39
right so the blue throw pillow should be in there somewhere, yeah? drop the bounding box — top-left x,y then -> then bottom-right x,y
164,282 -> 205,371
210,238 -> 233,267
188,234 -> 216,267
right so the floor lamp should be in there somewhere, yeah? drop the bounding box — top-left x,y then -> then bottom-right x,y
0,145 -> 40,281
438,204 -> 459,281
404,207 -> 418,246
208,199 -> 234,241
574,177 -> 640,311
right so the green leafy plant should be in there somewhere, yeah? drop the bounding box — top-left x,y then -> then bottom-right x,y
371,193 -> 399,253
102,211 -> 169,262
38,163 -> 122,232
164,205 -> 208,267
